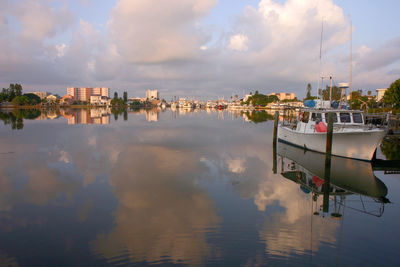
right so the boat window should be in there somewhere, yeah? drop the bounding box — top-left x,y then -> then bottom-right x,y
352,113 -> 363,123
302,112 -> 310,123
311,113 -> 322,121
324,113 -> 337,123
340,113 -> 351,123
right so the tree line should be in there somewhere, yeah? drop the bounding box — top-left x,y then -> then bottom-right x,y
0,84 -> 42,106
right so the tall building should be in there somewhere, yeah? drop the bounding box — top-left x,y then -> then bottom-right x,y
67,87 -> 109,102
92,87 -> 109,97
146,90 -> 159,100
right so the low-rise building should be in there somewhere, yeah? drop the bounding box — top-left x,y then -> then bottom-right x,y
90,95 -> 110,106
60,94 -> 74,105
376,88 -> 387,102
46,94 -> 58,102
268,92 -> 296,101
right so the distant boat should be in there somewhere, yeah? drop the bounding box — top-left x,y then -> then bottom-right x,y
278,105 -> 386,161
206,101 -> 217,108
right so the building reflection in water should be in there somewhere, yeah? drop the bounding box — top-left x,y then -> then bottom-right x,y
61,108 -> 111,125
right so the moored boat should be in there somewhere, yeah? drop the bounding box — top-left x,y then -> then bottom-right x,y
278,108 -> 386,161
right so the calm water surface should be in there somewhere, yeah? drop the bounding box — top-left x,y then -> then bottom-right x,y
0,108 -> 399,266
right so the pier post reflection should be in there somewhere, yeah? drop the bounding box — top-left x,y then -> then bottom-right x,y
323,113 -> 334,212
273,111 -> 279,174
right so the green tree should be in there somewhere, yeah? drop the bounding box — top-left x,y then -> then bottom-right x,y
322,85 -> 341,101
12,96 -> 30,106
0,83 -> 23,102
114,92 -> 118,100
123,91 -> 128,103
380,137 -> 400,160
12,84 -> 23,96
306,83 -> 312,99
383,79 -> 400,108
245,93 -> 279,106
23,93 -> 41,104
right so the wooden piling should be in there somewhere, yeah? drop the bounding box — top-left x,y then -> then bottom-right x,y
273,111 -> 279,174
323,112 -> 334,212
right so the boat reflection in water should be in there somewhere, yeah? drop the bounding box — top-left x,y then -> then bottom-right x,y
277,142 -> 390,218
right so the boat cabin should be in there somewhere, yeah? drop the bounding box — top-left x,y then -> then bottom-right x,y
297,109 -> 364,132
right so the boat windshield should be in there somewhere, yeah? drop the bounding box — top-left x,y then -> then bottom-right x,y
324,113 -> 338,123
311,113 -> 322,121
353,113 -> 363,123
340,112 -> 351,123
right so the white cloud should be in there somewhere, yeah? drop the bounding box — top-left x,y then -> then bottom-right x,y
0,0 -> 399,97
55,44 -> 67,57
228,34 -> 249,52
107,0 -> 217,63
14,0 -> 73,42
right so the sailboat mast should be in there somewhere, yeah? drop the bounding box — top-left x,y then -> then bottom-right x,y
317,20 -> 324,99
350,20 -> 353,100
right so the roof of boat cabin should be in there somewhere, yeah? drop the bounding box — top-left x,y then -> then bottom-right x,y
300,108 -> 364,113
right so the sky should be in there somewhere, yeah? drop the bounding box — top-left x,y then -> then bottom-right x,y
1,0 -> 399,100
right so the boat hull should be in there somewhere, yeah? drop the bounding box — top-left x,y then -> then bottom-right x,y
277,125 -> 386,161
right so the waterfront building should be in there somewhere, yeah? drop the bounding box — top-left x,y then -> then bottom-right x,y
92,87 -> 109,97
269,92 -> 296,101
128,97 -> 146,103
46,94 -> 58,102
146,90 -> 159,100
60,94 -> 74,105
243,94 -> 252,102
90,95 -> 110,105
376,88 -> 387,102
67,87 -> 110,102
28,91 -> 48,99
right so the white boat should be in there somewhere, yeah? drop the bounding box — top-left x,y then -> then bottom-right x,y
278,108 -> 386,161
206,101 -> 217,108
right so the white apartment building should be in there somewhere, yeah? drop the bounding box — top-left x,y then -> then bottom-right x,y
146,90 -> 159,100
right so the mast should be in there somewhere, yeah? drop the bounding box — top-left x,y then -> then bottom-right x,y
317,20 -> 324,99
330,75 -> 333,104
350,20 -> 353,100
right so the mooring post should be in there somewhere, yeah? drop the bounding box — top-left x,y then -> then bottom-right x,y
273,111 -> 279,174
323,112 -> 333,213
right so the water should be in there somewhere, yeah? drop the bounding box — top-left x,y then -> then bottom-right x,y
0,108 -> 399,266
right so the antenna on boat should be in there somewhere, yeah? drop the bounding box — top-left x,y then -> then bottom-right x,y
330,75 -> 333,104
349,18 -> 353,100
317,19 -> 324,100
